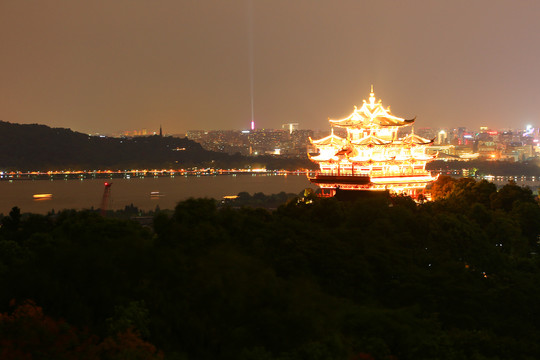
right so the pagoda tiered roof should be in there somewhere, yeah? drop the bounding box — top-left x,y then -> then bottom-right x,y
309,154 -> 339,162
400,132 -> 434,145
351,134 -> 391,146
394,153 -> 437,162
348,154 -> 394,162
329,87 -> 415,129
309,129 -> 346,146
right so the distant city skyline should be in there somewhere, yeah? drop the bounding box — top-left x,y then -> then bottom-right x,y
117,122 -> 537,138
2,1 -> 540,135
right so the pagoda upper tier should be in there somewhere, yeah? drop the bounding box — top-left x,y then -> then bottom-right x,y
329,86 -> 415,130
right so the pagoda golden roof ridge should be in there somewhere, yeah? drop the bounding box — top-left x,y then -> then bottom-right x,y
328,89 -> 414,128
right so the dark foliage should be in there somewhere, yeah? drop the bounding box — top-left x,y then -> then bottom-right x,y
223,191 -> 298,209
1,180 -> 540,359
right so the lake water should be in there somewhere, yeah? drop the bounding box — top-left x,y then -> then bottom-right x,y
0,174 -> 314,215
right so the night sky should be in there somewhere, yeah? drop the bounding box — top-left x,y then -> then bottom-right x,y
2,1 -> 540,135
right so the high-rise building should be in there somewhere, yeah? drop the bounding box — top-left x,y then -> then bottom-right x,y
282,123 -> 299,134
437,130 -> 447,145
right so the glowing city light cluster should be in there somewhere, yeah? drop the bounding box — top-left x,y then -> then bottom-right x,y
308,87 -> 438,198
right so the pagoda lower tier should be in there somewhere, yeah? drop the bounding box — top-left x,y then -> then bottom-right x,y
309,171 -> 437,198
308,157 -> 438,199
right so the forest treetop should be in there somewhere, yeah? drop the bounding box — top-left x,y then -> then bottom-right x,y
1,177 -> 540,359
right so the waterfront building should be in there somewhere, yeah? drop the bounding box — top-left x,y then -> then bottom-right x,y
308,87 -> 438,198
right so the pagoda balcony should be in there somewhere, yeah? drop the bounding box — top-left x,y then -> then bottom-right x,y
315,169 -> 432,178
309,172 -> 371,185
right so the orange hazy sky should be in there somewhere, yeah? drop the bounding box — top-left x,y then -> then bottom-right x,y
2,0 -> 540,135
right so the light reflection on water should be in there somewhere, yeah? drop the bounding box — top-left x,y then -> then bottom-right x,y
0,174 -> 314,215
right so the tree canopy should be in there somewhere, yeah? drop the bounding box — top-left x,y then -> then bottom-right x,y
0,178 -> 539,359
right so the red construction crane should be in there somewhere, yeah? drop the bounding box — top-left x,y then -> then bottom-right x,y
100,182 -> 112,216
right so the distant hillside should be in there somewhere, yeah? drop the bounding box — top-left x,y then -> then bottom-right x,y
0,121 -> 231,170
0,121 -> 316,171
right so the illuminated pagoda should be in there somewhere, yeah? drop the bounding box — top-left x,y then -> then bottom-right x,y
308,86 -> 438,199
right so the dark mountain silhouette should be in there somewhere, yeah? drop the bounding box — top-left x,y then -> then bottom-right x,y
0,121 -> 222,170
0,121 -> 315,171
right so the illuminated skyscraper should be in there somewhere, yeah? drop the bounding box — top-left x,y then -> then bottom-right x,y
282,123 -> 299,134
437,130 -> 447,145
